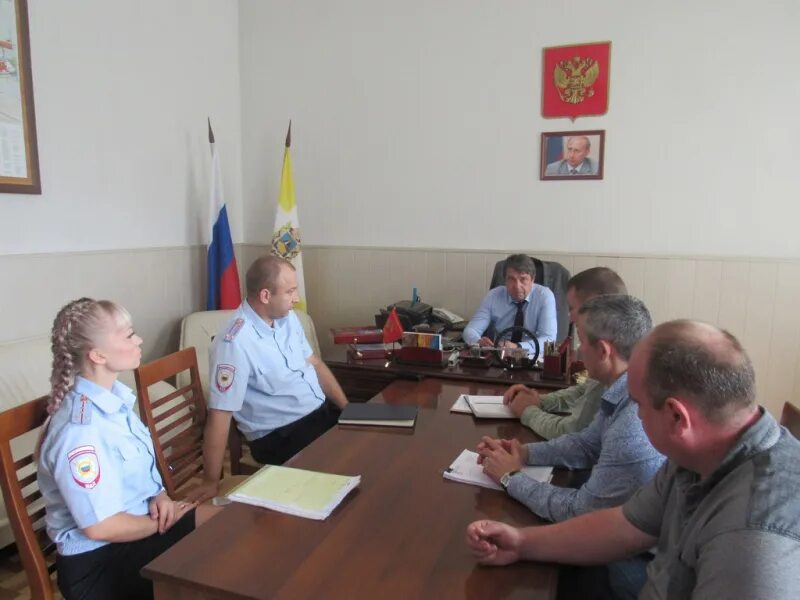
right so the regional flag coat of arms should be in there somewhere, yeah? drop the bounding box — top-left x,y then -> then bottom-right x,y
542,42 -> 611,121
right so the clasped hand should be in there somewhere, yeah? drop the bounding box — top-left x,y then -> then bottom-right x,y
475,436 -> 527,482
148,491 -> 198,534
503,384 -> 540,417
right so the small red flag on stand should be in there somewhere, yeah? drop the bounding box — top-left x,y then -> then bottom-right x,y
383,308 -> 403,343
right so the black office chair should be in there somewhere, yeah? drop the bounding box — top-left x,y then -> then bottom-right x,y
489,256 -> 571,342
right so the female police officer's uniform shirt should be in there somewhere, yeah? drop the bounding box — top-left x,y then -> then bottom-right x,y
38,376 -> 163,556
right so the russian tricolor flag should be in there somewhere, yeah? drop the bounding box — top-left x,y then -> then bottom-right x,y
207,119 -> 241,310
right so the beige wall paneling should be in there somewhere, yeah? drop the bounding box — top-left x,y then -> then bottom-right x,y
665,259 -> 697,321
717,261 -> 751,336
443,252 -> 469,319
765,263 -> 800,415
423,251 -> 447,308
614,257 -> 647,299
641,259 -> 671,325
691,261 -> 723,325
464,253 -> 489,320
742,262 -> 779,413
0,247 -> 207,362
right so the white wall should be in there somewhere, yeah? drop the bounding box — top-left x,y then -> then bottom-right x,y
0,0 -> 243,255
239,0 -> 800,258
0,1 -> 242,359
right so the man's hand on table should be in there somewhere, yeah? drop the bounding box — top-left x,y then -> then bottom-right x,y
476,436 -> 527,482
503,384 -> 541,417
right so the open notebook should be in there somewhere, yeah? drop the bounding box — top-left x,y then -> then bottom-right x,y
450,394 -> 515,418
443,449 -> 553,490
227,464 -> 361,520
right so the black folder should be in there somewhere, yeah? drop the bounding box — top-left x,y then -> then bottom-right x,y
338,403 -> 418,428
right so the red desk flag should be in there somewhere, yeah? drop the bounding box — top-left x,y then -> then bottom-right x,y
383,308 -> 403,343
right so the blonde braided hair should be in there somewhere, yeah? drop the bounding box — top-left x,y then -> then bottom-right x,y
47,298 -> 132,416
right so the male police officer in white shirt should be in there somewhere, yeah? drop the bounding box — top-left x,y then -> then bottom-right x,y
188,256 -> 349,503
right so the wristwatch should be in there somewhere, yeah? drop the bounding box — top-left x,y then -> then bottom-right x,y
500,470 -> 521,489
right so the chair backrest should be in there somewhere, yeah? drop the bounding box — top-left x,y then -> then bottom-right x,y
134,347 -> 207,497
0,396 -> 54,600
489,257 -> 572,342
780,402 -> 800,439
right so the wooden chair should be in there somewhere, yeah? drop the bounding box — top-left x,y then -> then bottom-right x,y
0,396 -> 56,600
780,402 -> 800,439
134,347 -> 247,497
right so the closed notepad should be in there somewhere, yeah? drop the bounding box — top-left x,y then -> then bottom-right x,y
338,403 -> 418,428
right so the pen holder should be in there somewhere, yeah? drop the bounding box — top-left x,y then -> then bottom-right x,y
542,353 -> 564,379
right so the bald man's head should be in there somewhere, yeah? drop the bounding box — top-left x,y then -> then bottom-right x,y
639,320 -> 755,422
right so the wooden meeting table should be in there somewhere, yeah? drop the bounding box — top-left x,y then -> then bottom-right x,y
143,378 -> 568,599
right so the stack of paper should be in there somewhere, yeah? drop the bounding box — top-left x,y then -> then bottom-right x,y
450,394 -> 515,418
443,449 -> 553,490
227,465 -> 361,520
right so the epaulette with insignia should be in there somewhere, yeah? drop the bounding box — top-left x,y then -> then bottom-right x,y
224,318 -> 245,342
71,394 -> 92,425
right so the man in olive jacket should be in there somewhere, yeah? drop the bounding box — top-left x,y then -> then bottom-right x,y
504,267 -> 627,440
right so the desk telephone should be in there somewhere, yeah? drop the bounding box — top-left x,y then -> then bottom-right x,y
431,307 -> 465,326
376,301 -> 467,332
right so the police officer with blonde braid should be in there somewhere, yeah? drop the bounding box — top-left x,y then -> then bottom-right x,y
38,298 -> 221,599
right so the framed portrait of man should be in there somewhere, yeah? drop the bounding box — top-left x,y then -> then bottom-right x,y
540,130 -> 605,181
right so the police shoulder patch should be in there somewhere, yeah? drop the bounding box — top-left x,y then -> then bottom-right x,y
215,364 -> 236,392
68,445 -> 101,489
224,318 -> 245,342
70,394 -> 92,425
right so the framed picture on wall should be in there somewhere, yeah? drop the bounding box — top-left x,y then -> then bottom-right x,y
0,0 -> 41,194
540,130 -> 605,181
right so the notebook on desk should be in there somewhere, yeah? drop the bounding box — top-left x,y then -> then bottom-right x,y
451,394 -> 515,418
227,465 -> 361,520
443,449 -> 553,490
338,403 -> 418,428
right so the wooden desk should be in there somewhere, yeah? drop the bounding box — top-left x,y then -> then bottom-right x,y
325,345 -> 571,401
143,378 -> 561,599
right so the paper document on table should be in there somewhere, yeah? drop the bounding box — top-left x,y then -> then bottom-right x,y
227,464 -> 360,520
462,395 -> 515,418
443,449 -> 553,490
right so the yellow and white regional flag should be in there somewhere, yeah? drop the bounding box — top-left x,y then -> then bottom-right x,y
271,121 -> 307,311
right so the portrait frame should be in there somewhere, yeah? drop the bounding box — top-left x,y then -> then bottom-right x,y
540,130 -> 605,181
0,0 -> 40,194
